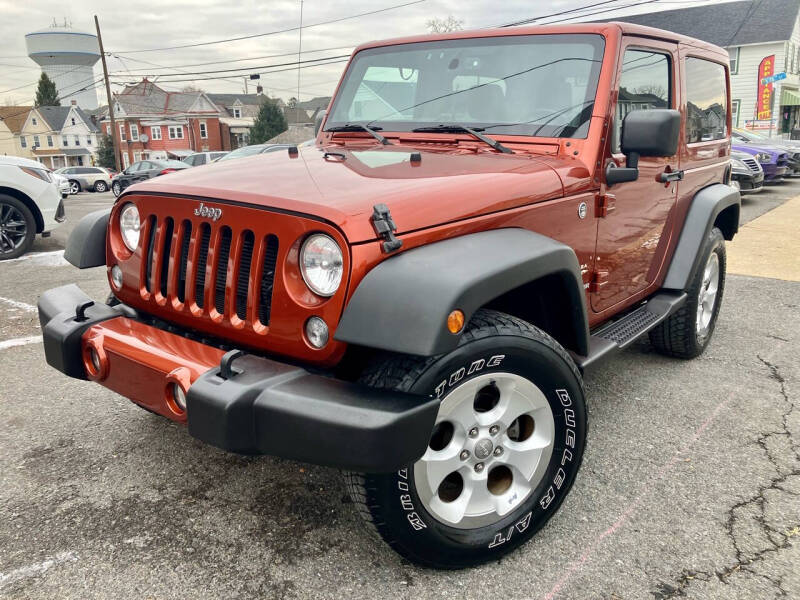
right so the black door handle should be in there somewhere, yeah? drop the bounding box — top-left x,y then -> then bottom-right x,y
658,170 -> 684,183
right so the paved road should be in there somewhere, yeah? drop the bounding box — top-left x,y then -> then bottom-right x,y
0,186 -> 798,599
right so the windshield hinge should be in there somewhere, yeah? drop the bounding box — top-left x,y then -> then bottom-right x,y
371,203 -> 403,253
595,192 -> 616,218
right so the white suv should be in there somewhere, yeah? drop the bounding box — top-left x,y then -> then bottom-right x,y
0,156 -> 66,260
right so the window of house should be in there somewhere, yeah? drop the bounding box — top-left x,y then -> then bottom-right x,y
614,48 -> 671,152
151,125 -> 162,140
47,135 -> 53,147
685,57 -> 728,143
87,136 -> 92,145
71,117 -> 76,126
33,135 -> 41,147
122,153 -> 130,169
728,47 -> 740,75
731,99 -> 741,127
20,136 -> 27,148
63,136 -> 69,147
168,125 -> 184,139
199,121 -> 208,138
232,108 -> 241,118
74,135 -> 80,146
130,124 -> 139,141
119,123 -> 126,142
32,117 -> 37,126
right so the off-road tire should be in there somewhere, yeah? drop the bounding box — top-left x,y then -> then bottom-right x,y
344,309 -> 587,568
0,194 -> 36,260
649,227 -> 726,358
94,180 -> 108,193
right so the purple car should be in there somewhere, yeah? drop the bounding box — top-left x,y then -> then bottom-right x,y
732,144 -> 790,183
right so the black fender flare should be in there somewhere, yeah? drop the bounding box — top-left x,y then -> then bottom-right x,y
662,183 -> 740,291
64,207 -> 110,269
335,228 -> 589,357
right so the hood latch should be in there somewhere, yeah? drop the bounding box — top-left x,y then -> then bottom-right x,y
371,203 -> 403,253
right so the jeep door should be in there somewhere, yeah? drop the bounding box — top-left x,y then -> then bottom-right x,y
592,38 -> 681,313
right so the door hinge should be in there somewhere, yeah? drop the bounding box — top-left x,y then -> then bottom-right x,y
371,203 -> 403,253
589,270 -> 609,294
595,192 -> 616,218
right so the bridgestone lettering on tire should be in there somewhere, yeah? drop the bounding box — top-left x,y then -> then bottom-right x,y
344,309 -> 587,568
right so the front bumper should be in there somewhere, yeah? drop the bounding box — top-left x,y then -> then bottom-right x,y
37,284 -> 438,473
732,170 -> 764,194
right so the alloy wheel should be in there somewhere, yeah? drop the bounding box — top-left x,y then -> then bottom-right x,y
414,372 -> 555,529
696,252 -> 720,340
69,181 -> 80,195
95,181 -> 107,192
0,202 -> 28,255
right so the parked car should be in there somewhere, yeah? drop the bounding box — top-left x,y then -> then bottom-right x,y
40,23 -> 740,568
732,129 -> 800,176
732,143 -> 790,183
55,166 -> 114,194
48,171 -> 71,197
0,155 -> 65,259
214,144 -> 293,162
730,150 -> 764,194
111,160 -> 190,197
183,151 -> 229,167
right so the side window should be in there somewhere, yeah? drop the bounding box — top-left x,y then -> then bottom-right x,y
614,49 -> 670,152
195,155 -> 207,165
685,58 -> 727,143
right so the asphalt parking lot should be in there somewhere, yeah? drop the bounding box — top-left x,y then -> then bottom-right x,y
1,186 -> 798,599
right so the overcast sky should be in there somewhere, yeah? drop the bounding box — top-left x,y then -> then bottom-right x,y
0,0 -> 730,107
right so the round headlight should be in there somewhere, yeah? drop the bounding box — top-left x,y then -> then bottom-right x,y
119,203 -> 141,251
300,234 -> 343,297
755,152 -> 771,163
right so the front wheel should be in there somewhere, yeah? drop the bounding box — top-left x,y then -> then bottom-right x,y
345,309 -> 587,568
111,181 -> 121,197
0,195 -> 36,260
69,180 -> 81,195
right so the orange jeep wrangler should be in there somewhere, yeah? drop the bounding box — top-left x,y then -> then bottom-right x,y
39,22 -> 739,568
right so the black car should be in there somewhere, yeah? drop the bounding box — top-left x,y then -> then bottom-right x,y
730,150 -> 765,195
111,159 -> 190,197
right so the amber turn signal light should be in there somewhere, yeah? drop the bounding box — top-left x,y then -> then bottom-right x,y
447,310 -> 465,334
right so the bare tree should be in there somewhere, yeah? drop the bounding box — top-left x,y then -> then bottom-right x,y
426,15 -> 464,33
180,84 -> 204,93
632,84 -> 667,99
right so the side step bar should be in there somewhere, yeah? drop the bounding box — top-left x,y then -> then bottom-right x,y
573,291 -> 687,370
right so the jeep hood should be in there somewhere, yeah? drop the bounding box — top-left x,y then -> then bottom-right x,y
128,144 -> 580,243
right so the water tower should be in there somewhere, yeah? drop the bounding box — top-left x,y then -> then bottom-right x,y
25,20 -> 101,109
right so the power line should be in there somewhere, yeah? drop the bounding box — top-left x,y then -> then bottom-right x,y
497,0 -> 631,27
113,0 -> 427,53
538,0 -> 663,24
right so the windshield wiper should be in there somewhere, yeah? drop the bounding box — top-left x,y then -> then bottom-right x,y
412,125 -> 514,154
326,123 -> 392,145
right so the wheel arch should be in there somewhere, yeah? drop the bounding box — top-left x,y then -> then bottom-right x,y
0,187 -> 44,233
335,229 -> 590,358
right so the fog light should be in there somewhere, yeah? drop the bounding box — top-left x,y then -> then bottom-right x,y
110,265 -> 123,290
172,383 -> 187,411
305,316 -> 329,349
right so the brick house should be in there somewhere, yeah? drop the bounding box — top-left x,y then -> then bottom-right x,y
101,80 -> 223,167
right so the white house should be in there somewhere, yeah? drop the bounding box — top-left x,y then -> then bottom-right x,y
30,103 -> 100,168
607,0 -> 800,139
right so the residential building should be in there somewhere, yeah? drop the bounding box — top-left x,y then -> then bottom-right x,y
0,106 -> 31,156
604,0 -> 800,138
33,103 -> 100,168
102,79 -> 223,167
207,93 -> 269,149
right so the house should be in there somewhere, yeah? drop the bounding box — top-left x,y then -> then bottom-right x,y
207,93 -> 268,149
0,106 -> 31,157
603,0 -> 800,138
32,103 -> 100,168
102,79 -> 223,167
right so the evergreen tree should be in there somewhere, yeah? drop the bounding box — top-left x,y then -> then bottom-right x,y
97,134 -> 116,169
250,98 -> 288,144
34,73 -> 60,107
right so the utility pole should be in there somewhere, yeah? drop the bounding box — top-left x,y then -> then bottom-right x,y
296,0 -> 303,124
95,15 -> 121,173
244,77 -> 248,95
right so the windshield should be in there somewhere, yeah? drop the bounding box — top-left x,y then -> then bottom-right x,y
326,34 -> 605,139
218,145 -> 265,161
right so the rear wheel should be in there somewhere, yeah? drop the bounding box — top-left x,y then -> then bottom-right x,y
649,227 -> 726,358
94,180 -> 108,193
112,181 -> 121,197
0,195 -> 35,260
345,309 -> 586,568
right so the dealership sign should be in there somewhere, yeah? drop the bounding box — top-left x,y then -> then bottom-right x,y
757,55 -> 775,119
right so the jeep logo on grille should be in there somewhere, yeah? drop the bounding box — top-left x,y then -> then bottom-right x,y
194,202 -> 223,221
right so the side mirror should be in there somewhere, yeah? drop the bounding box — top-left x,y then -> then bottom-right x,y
606,109 -> 681,186
315,110 -> 327,137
